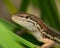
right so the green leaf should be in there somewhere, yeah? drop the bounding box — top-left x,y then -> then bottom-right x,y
19,0 -> 30,12
0,18 -> 40,48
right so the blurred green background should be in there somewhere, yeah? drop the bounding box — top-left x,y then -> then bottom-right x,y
0,0 -> 60,48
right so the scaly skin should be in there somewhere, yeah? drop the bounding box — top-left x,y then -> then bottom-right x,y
11,12 -> 60,48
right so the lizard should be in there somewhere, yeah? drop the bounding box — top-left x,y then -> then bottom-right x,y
11,12 -> 60,48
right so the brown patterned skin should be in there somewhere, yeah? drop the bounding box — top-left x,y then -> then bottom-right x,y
12,12 -> 60,48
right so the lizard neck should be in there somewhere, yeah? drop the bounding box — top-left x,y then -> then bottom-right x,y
29,15 -> 60,44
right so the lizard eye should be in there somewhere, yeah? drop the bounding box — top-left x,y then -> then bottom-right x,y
26,16 -> 29,19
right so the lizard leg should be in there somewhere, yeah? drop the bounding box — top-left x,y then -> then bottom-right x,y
40,38 -> 55,48
30,31 -> 55,48
40,29 -> 55,48
15,28 -> 26,35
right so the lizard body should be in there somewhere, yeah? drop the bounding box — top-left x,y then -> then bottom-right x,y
11,12 -> 60,48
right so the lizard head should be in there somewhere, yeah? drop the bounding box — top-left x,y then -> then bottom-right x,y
11,12 -> 38,31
